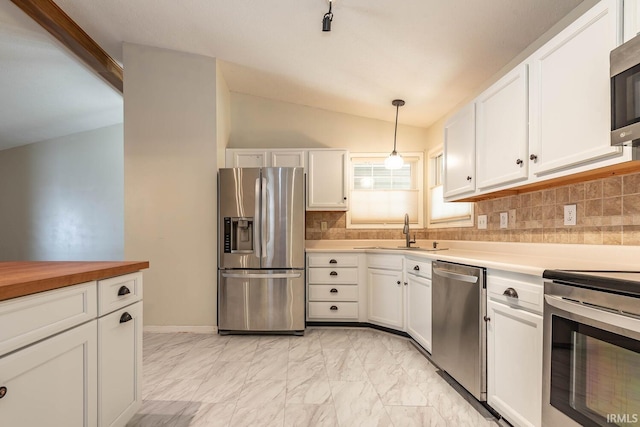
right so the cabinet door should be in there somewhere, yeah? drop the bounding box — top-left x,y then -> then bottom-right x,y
226,150 -> 268,167
0,321 -> 97,427
529,0 -> 622,176
307,150 -> 348,210
271,151 -> 305,168
98,302 -> 143,427
624,0 -> 640,42
443,103 -> 476,199
406,274 -> 431,352
476,64 -> 529,190
367,268 -> 403,329
487,300 -> 542,427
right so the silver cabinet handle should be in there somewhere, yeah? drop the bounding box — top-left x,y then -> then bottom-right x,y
503,287 -> 519,298
221,272 -> 302,279
433,268 -> 478,283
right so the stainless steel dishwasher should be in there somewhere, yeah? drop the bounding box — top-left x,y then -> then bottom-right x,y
431,260 -> 487,401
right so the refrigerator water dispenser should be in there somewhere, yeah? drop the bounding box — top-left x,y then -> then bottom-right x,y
223,217 -> 254,253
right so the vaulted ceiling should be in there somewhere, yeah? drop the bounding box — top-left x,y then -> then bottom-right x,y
1,0 -> 586,150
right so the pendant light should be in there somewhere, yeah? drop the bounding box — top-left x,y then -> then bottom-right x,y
385,99 -> 405,170
322,0 -> 333,32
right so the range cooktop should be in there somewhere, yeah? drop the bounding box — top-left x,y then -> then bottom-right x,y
543,269 -> 640,297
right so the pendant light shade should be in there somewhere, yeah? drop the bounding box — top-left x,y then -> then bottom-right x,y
385,99 -> 405,170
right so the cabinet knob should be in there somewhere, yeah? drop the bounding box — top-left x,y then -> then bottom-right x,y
0,386 -> 6,399
343,197 -> 347,200
404,282 -> 408,286
330,271 -> 338,276
529,154 -> 538,161
503,287 -> 519,299
396,280 -> 401,285
413,265 -> 420,271
516,158 -> 523,165
119,312 -> 133,324
330,288 -> 338,293
329,259 -> 337,264
118,286 -> 131,296
330,305 -> 338,311
484,315 -> 491,322
466,176 -> 472,181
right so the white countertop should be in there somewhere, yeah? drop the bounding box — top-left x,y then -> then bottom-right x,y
305,240 -> 640,276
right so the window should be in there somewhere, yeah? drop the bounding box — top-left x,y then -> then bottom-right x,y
427,146 -> 474,228
347,153 -> 423,228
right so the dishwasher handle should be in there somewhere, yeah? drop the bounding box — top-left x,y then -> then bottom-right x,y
433,267 -> 479,284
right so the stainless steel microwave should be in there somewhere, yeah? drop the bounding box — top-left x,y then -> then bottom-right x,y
611,35 -> 640,146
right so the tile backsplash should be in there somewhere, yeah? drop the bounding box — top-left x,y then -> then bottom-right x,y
306,172 -> 640,245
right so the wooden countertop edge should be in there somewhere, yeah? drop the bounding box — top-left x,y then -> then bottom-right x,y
0,261 -> 149,301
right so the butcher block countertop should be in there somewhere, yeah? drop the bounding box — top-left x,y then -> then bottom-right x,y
0,261 -> 150,302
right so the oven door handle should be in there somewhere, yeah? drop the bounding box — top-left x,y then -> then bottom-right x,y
545,295 -> 640,333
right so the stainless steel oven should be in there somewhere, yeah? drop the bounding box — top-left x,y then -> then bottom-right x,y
543,270 -> 640,427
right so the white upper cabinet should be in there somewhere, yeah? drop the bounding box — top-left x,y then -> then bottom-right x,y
271,150 -> 305,168
226,150 -> 268,168
443,103 -> 476,199
624,0 -> 640,42
476,64 -> 529,190
307,150 -> 348,210
529,0 -> 622,176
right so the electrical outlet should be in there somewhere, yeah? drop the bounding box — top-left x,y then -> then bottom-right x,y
564,204 -> 577,226
509,209 -> 516,227
321,221 -> 328,231
477,214 -> 487,230
500,212 -> 508,229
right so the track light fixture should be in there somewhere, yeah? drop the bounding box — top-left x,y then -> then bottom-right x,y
385,99 -> 405,170
322,0 -> 333,32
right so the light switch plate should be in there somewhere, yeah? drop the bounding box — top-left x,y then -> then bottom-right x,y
564,204 -> 577,226
321,221 -> 328,231
477,215 -> 487,230
500,212 -> 508,229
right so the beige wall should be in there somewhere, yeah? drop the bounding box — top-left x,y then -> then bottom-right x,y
123,43 -> 219,327
228,92 -> 430,152
216,64 -> 231,169
0,124 -> 124,261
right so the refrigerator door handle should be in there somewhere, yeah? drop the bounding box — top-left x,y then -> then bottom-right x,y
261,177 -> 267,259
254,177 -> 261,259
221,272 -> 303,279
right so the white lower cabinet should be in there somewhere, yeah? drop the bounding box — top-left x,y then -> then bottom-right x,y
98,302 -> 143,427
307,253 -> 360,321
0,320 -> 97,427
405,258 -> 432,352
368,267 -> 404,329
486,271 -> 543,427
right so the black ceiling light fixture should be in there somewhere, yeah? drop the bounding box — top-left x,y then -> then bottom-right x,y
322,0 -> 333,32
385,99 -> 406,170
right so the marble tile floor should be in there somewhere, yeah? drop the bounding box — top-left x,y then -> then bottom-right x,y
127,327 -> 502,427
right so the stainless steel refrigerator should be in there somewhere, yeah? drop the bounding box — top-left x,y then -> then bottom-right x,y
217,167 -> 305,334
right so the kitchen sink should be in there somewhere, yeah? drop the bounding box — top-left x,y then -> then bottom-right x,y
353,246 -> 448,252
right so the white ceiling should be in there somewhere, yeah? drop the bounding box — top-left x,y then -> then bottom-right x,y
1,0 -> 586,150
0,0 -> 123,150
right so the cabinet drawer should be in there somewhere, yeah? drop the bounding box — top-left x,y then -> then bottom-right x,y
308,285 -> 358,302
0,281 -> 97,357
307,254 -> 358,268
367,254 -> 403,270
98,302 -> 143,427
487,271 -> 543,314
308,301 -> 358,319
405,258 -> 432,279
98,272 -> 143,317
308,268 -> 357,284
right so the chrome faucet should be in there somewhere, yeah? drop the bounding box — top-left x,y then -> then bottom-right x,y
403,213 -> 416,248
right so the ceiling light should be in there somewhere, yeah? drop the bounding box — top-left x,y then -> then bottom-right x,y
385,99 -> 405,170
322,0 -> 333,32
